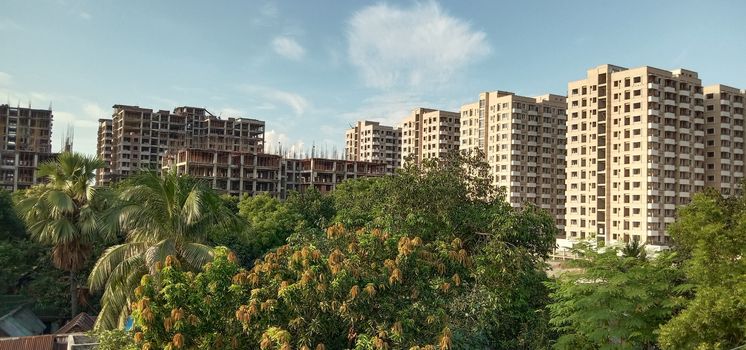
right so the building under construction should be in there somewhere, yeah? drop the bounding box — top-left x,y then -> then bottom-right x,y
161,149 -> 387,199
96,105 -> 265,186
0,104 -> 57,191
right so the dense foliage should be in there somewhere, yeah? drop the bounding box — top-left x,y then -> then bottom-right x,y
547,243 -> 682,349
14,152 -> 106,317
88,171 -> 239,330
658,189 -> 746,349
127,151 -> 559,349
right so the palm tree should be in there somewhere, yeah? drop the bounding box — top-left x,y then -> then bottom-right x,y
16,152 -> 106,317
89,170 -> 238,330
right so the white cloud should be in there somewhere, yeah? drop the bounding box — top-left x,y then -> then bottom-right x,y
0,18 -> 22,31
0,72 -> 11,86
82,103 -> 106,118
340,92 -> 430,127
54,111 -> 98,128
264,129 -> 304,156
216,107 -> 244,118
238,84 -> 309,115
79,11 -> 92,20
347,1 -> 490,89
272,36 -> 306,60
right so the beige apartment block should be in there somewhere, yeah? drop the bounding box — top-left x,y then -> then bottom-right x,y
345,120 -> 402,173
97,105 -> 265,186
565,64 -> 706,246
401,108 -> 460,165
460,91 -> 567,233
703,85 -> 746,196
0,104 -> 56,191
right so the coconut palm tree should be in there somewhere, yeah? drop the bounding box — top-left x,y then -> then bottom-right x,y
89,170 -> 238,330
16,152 -> 106,317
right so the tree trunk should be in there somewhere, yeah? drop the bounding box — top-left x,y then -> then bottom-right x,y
70,270 -> 78,317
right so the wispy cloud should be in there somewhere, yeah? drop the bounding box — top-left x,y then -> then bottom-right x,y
0,72 -> 12,86
339,92 -> 430,127
347,1 -> 490,89
79,11 -> 92,20
0,18 -> 22,31
272,36 -> 306,60
265,129 -> 304,155
238,84 -> 309,115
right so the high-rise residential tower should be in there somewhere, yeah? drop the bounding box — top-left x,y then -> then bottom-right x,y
565,64 -> 706,246
401,108 -> 460,165
703,85 -> 746,196
460,91 -> 567,233
0,104 -> 56,191
344,120 -> 402,173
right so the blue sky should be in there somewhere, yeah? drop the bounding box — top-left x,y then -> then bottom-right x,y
1,0 -> 745,156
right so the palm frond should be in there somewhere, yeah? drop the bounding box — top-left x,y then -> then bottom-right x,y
180,242 -> 215,270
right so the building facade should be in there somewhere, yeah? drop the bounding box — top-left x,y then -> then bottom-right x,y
401,108 -> 460,165
284,158 -> 387,195
565,64 -> 707,246
162,149 -> 386,199
97,105 -> 265,186
703,85 -> 746,196
460,91 -> 567,234
344,120 -> 402,173
0,104 -> 56,191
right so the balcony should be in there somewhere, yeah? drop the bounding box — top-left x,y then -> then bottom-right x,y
679,103 -> 690,109
648,96 -> 660,103
721,99 -> 731,105
679,90 -> 690,97
647,189 -> 659,196
648,122 -> 660,129
648,216 -> 660,223
664,86 -> 676,93
648,83 -> 660,90
648,136 -> 660,143
648,109 -> 660,116
647,203 -> 660,209
694,180 -> 704,186
648,149 -> 659,156
664,190 -> 676,196
693,92 -> 704,99
694,105 -> 705,112
647,176 -> 659,182
664,216 -> 676,223
734,102 -> 744,108
664,99 -> 676,106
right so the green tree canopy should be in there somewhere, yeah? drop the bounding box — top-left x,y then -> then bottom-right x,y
547,243 -> 682,350
88,170 -> 239,330
658,190 -> 746,349
127,150 -> 559,349
15,152 -> 106,317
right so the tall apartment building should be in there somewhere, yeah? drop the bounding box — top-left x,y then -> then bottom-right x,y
703,85 -> 746,196
344,120 -> 402,173
460,91 -> 567,233
0,104 -> 56,191
565,64 -> 707,246
401,108 -> 460,165
97,105 -> 265,186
